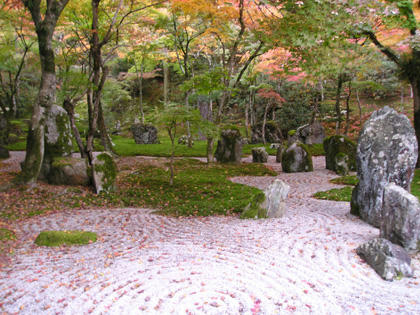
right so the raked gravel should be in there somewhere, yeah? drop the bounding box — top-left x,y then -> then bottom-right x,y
0,154 -> 419,314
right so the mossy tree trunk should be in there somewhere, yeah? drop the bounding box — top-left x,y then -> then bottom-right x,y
20,0 -> 70,184
334,73 -> 344,135
63,98 -> 86,158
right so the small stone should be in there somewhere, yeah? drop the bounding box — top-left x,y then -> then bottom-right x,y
282,141 -> 313,173
261,179 -> 290,218
252,147 -> 268,163
356,238 -> 412,281
381,183 -> 420,253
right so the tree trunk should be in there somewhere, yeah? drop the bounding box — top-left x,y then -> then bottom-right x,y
335,74 -> 344,134
344,81 -> 352,136
135,61 -> 145,123
410,79 -> 420,167
356,89 -> 363,126
163,61 -> 169,106
21,26 -> 57,184
206,137 -> 214,163
262,103 -> 269,145
97,101 -> 113,153
244,95 -> 250,139
63,98 -> 86,158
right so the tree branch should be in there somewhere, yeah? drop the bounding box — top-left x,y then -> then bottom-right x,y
363,30 -> 401,66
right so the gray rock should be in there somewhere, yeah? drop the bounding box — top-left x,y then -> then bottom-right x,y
251,122 -> 283,144
282,141 -> 313,173
92,152 -> 117,194
351,106 -> 418,227
335,153 -> 350,176
0,145 -> 10,159
47,157 -> 90,186
252,147 -> 268,163
261,179 -> 290,218
323,135 -> 356,174
44,105 -> 73,159
381,183 -> 420,252
178,135 -> 193,146
276,145 -> 284,163
296,120 -> 325,145
356,238 -> 413,281
270,143 -> 282,150
215,129 -> 243,163
131,124 -> 159,144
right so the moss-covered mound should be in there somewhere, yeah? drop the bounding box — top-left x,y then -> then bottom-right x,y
35,230 -> 97,247
323,135 -> 356,174
282,141 -> 313,173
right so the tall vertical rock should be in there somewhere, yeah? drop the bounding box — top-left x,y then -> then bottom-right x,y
351,106 -> 418,227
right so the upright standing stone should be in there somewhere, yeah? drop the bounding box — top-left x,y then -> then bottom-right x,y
262,179 -> 290,218
252,147 -> 268,163
351,106 -> 418,227
282,141 -> 313,173
323,135 -> 356,174
131,124 -> 159,144
215,129 -> 243,163
296,120 -> 325,144
381,183 -> 420,253
41,105 -> 73,178
92,152 -> 117,194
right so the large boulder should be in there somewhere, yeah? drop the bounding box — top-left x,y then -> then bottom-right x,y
47,157 -> 90,186
0,145 -> 10,159
282,141 -> 313,173
351,106 -> 418,227
131,124 -> 159,144
381,183 -> 420,253
261,179 -> 290,218
252,147 -> 268,163
92,152 -> 117,194
323,135 -> 356,175
251,121 -> 283,144
356,238 -> 413,281
41,105 -> 73,178
215,129 -> 243,163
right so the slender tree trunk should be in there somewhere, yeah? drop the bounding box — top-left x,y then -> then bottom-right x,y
410,78 -> 420,167
356,89 -> 363,126
134,61 -> 145,123
63,98 -> 86,158
344,82 -> 352,136
245,95 -> 250,139
168,126 -> 176,186
262,103 -> 269,145
206,137 -> 214,163
97,101 -> 113,153
163,61 -> 169,106
335,74 -> 344,134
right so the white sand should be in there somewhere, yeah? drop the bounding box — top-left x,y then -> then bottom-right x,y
0,155 -> 419,314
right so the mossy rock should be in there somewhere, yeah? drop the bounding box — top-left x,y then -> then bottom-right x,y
35,230 -> 97,247
282,141 -> 313,173
48,157 -> 90,186
0,145 -> 10,159
240,192 -> 267,219
323,135 -> 356,173
92,152 -> 117,193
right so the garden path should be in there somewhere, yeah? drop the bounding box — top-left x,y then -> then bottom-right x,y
0,153 -> 420,314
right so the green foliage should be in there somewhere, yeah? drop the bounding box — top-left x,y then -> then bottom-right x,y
0,228 -> 16,241
330,175 -> 358,186
313,186 -> 354,202
34,230 -> 97,247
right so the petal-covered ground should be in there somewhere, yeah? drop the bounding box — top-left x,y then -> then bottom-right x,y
0,155 -> 419,314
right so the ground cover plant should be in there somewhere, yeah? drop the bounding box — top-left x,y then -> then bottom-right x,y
314,170 -> 420,201
34,230 -> 97,247
0,158 -> 276,221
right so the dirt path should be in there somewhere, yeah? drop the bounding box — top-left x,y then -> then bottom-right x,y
0,154 -> 419,314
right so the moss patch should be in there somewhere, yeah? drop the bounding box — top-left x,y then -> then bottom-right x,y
34,230 -> 97,247
239,193 -> 266,219
313,186 -> 354,202
330,175 -> 358,186
0,228 -> 16,241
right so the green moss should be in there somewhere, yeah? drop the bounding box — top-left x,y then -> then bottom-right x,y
240,192 -> 266,219
288,130 -> 296,136
94,153 -> 117,193
51,157 -> 79,168
323,135 -> 356,173
35,230 -> 97,247
330,175 -> 358,186
313,186 -> 353,202
44,109 -> 73,158
0,228 -> 16,241
306,143 -> 325,156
